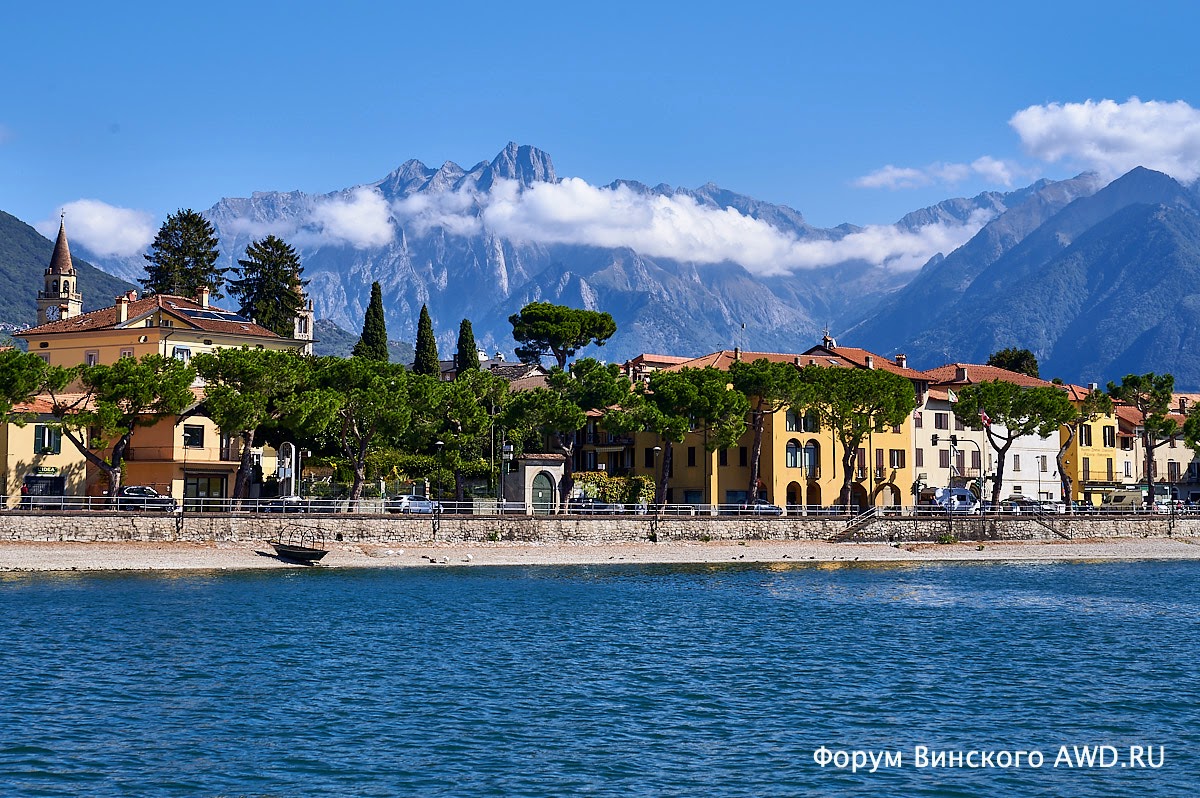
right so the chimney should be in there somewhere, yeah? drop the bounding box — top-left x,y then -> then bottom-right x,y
794,356 -> 802,366
199,286 -> 210,308
895,353 -> 907,368
1088,382 -> 1099,392
865,355 -> 874,369
1180,397 -> 1189,412
116,294 -> 129,323
733,347 -> 741,362
955,366 -> 969,383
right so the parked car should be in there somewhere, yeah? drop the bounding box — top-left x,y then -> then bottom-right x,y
387,494 -> 443,514
566,496 -> 624,514
1039,500 -> 1068,514
1000,496 -> 1043,514
259,495 -> 310,513
736,499 -> 784,516
115,485 -> 178,512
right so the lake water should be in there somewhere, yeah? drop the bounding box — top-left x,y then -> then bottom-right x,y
1,560 -> 1197,796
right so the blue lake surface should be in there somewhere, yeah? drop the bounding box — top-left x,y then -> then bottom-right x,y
1,560 -> 1197,796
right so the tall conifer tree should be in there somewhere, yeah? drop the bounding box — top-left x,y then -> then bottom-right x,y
413,304 -> 440,375
352,282 -> 389,361
141,209 -> 226,299
229,235 -> 307,338
455,318 -> 480,375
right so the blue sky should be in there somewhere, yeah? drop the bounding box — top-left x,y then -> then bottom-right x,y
3,0 -> 1199,260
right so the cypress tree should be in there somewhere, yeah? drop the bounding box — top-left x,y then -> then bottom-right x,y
413,304 -> 440,375
352,282 -> 389,361
455,318 -> 480,375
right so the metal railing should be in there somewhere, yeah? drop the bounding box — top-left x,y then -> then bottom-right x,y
4,495 -> 1197,519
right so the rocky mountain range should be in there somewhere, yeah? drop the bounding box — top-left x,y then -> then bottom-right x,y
23,143 -> 1200,388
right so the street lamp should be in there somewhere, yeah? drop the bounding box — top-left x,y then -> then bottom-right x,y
652,445 -> 662,505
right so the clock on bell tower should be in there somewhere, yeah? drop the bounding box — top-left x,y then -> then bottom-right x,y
37,215 -> 83,326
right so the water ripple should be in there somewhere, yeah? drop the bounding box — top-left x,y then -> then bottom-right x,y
0,561 -> 1196,796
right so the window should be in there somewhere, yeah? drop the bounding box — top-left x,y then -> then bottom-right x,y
1169,437 -> 1177,449
1125,460 -> 1133,478
913,411 -> 923,429
644,447 -> 655,468
298,317 -> 309,335
36,353 -> 49,364
34,425 -> 61,455
183,425 -> 205,448
1013,454 -> 1021,472
876,448 -> 885,476
955,450 -> 965,474
970,450 -> 981,471
935,412 -> 949,430
889,449 -> 905,469
954,417 -> 965,431
785,410 -> 800,432
1103,426 -> 1115,447
1078,424 -> 1093,446
84,351 -> 99,367
1083,457 -> 1091,480
802,410 -> 820,433
739,447 -> 748,467
803,442 -> 819,477
172,346 -> 191,363
915,448 -> 924,468
687,446 -> 696,468
786,440 -> 801,468
938,449 -> 950,469
892,424 -> 901,434
1039,455 -> 1048,472
119,348 -> 134,359
1169,461 -> 1180,481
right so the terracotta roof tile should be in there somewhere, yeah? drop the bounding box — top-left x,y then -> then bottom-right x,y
19,294 -> 282,339
922,363 -> 1054,388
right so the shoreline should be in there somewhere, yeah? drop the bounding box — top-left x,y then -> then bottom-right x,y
1,536 -> 1198,573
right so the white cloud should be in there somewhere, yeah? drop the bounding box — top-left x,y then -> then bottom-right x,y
854,165 -> 932,190
856,158 -> 1019,190
304,186 -> 394,249
36,199 -> 156,258
392,189 -> 482,237
410,177 -> 990,276
1010,97 -> 1200,182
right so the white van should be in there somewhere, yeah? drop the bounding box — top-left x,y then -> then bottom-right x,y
1101,487 -> 1169,512
932,487 -> 980,514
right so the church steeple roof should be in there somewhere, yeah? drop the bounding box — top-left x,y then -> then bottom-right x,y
48,216 -> 75,275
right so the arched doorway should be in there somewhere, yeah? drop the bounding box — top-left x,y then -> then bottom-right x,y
879,484 -> 901,510
531,471 -> 556,515
806,482 -> 822,508
849,484 -> 868,512
786,481 -> 802,511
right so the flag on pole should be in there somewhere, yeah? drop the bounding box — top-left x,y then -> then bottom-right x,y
980,409 -> 992,427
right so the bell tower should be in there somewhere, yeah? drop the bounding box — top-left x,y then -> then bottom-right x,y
37,215 -> 83,325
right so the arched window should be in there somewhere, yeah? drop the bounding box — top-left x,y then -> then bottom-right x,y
803,441 -> 820,478
62,281 -> 70,293
786,439 -> 801,468
51,280 -> 58,292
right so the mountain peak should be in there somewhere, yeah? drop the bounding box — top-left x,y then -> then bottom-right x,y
486,142 -> 557,187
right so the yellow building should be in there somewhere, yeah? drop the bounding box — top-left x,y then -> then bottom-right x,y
618,341 -> 925,513
0,398 -> 89,507
14,220 -> 312,504
1059,383 -> 1124,505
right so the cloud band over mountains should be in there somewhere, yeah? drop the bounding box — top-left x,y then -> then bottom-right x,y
44,97 -> 1200,275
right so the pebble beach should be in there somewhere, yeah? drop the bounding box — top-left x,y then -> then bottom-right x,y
1,536 -> 1198,572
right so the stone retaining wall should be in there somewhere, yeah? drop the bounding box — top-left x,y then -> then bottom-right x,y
0,511 -> 1195,545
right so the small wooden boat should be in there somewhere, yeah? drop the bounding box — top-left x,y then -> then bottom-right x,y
269,525 -> 328,565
